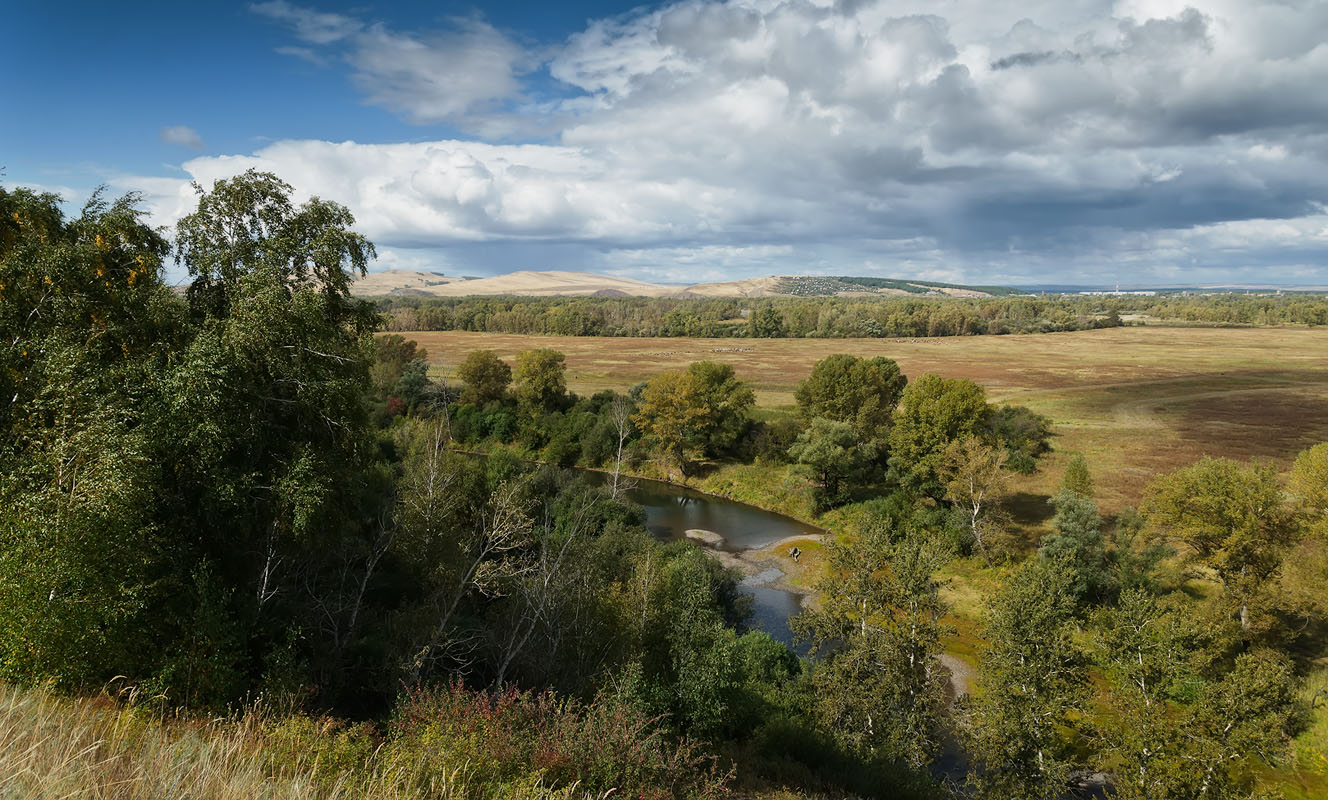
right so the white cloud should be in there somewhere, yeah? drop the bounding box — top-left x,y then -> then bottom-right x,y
254,4 -> 530,125
250,1 -> 359,44
159,125 -> 205,149
130,0 -> 1328,284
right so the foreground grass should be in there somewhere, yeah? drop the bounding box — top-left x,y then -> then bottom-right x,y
0,682 -> 725,800
0,683 -> 343,800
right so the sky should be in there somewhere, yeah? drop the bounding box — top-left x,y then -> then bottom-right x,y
4,0 -> 1328,287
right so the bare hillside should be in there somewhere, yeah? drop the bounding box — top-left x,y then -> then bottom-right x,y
351,270 -> 466,295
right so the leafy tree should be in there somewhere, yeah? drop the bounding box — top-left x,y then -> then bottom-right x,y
685,360 -> 754,457
392,358 -> 433,410
987,405 -> 1053,474
0,186 -> 175,690
888,373 -> 991,497
1060,452 -> 1095,498
457,349 -> 511,405
1142,457 -> 1296,632
634,362 -> 753,479
513,348 -> 568,417
1040,489 -> 1112,604
1289,441 -> 1328,518
964,557 -> 1087,799
1096,591 -> 1300,800
795,523 -> 951,769
749,302 -> 785,338
164,170 -> 385,705
938,435 -> 1010,557
371,334 -> 427,396
793,354 -> 906,441
787,418 -> 875,512
634,370 -> 708,480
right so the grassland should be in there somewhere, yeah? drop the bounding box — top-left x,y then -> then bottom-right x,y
405,327 -> 1328,512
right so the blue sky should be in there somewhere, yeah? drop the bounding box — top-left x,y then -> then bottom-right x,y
5,0 -> 1328,286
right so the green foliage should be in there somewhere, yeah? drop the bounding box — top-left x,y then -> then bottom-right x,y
457,349 -> 512,405
987,405 -> 1053,474
513,348 -> 568,417
795,522 -> 951,770
371,333 -> 427,395
964,557 -> 1087,799
0,186 -> 176,690
633,362 -> 753,478
787,418 -> 875,512
1143,456 -> 1298,631
1060,452 -> 1095,497
377,290 -> 1183,338
888,373 -> 991,497
1040,489 -> 1112,605
939,435 -> 1012,557
793,353 -> 906,441
1096,591 -> 1301,800
748,301 -> 786,337
1289,442 -> 1328,518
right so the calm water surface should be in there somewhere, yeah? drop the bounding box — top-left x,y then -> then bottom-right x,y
583,472 -> 819,650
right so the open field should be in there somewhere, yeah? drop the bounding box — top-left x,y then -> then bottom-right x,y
404,327 -> 1328,511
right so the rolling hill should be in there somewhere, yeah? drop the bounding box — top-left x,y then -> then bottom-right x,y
350,269 -> 1012,298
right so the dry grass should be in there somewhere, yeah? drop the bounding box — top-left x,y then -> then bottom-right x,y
406,327 -> 1328,511
0,684 -> 604,800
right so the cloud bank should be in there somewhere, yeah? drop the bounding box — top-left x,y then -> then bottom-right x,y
143,0 -> 1328,285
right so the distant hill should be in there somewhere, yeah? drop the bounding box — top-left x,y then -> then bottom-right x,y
350,269 -> 1013,298
350,270 -> 468,295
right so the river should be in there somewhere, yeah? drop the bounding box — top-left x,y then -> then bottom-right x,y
579,472 -> 822,651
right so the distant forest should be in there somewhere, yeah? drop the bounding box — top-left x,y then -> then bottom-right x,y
378,292 -> 1328,338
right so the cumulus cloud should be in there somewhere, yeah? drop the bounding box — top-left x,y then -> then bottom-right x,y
134,0 -> 1328,284
159,125 -> 205,149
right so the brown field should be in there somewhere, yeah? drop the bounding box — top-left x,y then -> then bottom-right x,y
403,327 -> 1328,511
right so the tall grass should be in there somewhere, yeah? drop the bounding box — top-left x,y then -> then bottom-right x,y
0,683 -> 625,799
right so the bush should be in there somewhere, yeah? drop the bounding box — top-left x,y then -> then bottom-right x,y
390,683 -> 733,799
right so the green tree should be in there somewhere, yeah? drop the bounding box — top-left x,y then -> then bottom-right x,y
633,362 -> 753,479
793,353 -> 906,441
1040,489 -> 1112,604
1096,591 -> 1299,800
795,524 -> 951,769
1060,452 -> 1095,498
749,302 -> 785,338
987,405 -> 1053,474
964,558 -> 1087,799
513,348 -> 568,417
888,373 -> 991,497
938,435 -> 1011,557
457,349 -> 512,405
787,418 -> 875,512
371,334 -> 428,396
634,370 -> 708,480
685,360 -> 754,457
1289,441 -> 1328,519
1142,457 -> 1296,632
164,170 -> 385,705
0,186 -> 175,690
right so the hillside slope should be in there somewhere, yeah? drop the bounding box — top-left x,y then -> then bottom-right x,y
351,268 -> 1007,298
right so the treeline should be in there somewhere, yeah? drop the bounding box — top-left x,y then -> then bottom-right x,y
1126,292 -> 1328,326
379,294 -> 1124,337
377,291 -> 1328,339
